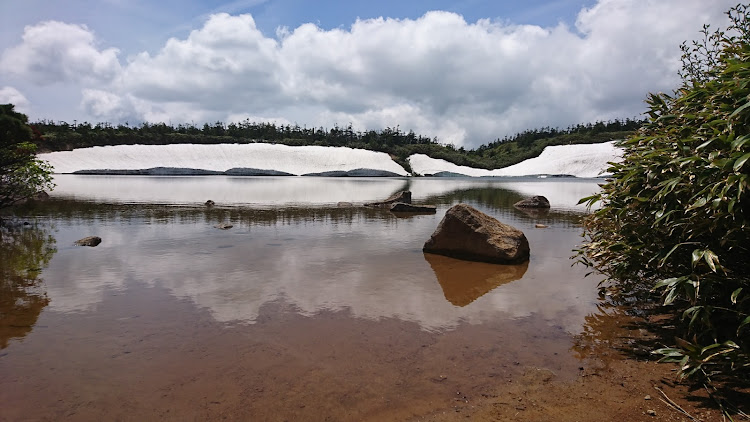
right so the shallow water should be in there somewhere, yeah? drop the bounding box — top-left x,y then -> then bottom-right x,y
1,176 -> 606,421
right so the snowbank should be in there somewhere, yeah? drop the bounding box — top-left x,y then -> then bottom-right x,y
408,141 -> 623,178
39,143 -> 409,176
39,141 -> 623,178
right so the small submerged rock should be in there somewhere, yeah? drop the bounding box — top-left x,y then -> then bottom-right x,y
535,223 -> 548,229
514,195 -> 551,208
389,202 -> 436,213
74,236 -> 102,247
423,203 -> 529,264
214,223 -> 233,230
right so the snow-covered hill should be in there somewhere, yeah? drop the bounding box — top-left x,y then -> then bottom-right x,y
39,143 -> 409,176
408,141 -> 623,178
39,141 -> 624,178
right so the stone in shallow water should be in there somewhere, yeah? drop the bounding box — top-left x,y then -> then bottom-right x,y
423,203 -> 529,264
74,236 -> 101,247
514,195 -> 551,208
364,191 -> 412,207
389,202 -> 436,213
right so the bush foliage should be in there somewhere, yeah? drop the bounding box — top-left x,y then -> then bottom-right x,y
0,105 -> 54,210
578,5 -> 750,382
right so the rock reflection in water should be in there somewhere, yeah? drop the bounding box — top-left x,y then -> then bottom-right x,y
424,253 -> 528,306
514,206 -> 551,219
0,223 -> 56,348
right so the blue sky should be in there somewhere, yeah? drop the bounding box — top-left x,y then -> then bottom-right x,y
0,0 -> 736,148
2,0 -> 595,56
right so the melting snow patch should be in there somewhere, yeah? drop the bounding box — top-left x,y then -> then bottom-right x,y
408,141 -> 624,178
39,143 -> 410,176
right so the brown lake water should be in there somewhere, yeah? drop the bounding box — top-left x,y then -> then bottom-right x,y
1,176 -> 607,421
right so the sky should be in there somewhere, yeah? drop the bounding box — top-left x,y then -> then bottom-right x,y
0,0 -> 738,149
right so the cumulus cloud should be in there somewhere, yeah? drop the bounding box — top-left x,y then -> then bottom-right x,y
0,1 -> 737,148
81,89 -> 137,122
0,20 -> 121,85
0,86 -> 30,112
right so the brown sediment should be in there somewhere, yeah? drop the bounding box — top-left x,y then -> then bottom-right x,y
1,283 -> 741,421
422,306 -> 743,422
0,283 -> 582,422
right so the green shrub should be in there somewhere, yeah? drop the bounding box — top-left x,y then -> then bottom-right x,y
578,5 -> 750,382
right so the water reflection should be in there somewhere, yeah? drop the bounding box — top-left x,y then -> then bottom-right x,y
9,177 -> 604,333
0,222 -> 56,348
51,174 -> 411,206
50,174 -> 600,212
424,253 -> 528,306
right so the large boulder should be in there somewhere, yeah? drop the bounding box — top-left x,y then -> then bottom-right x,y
423,204 -> 530,264
514,195 -> 550,208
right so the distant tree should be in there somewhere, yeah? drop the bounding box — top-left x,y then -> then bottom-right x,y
0,104 -> 54,210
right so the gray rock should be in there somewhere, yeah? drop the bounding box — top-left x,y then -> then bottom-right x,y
74,236 -> 102,247
33,191 -> 50,201
73,167 -> 223,175
223,168 -> 294,176
514,195 -> 551,208
364,191 -> 412,207
302,168 -> 403,177
303,170 -> 348,177
390,202 -> 437,213
344,168 -> 402,177
424,171 -> 469,177
214,223 -> 233,230
423,203 -> 529,264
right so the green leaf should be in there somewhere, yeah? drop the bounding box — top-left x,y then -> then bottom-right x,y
731,288 -> 742,304
691,249 -> 705,268
703,249 -> 719,272
729,99 -> 750,118
653,276 -> 685,290
731,135 -> 750,150
700,343 -> 722,355
664,287 -> 680,306
688,196 -> 708,210
739,316 -> 750,335
734,152 -> 750,172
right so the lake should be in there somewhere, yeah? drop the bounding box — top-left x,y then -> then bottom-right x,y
1,175 -> 606,421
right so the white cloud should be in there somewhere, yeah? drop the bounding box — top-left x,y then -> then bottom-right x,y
0,1 -> 737,148
80,89 -> 136,121
0,86 -> 30,112
0,21 -> 122,85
